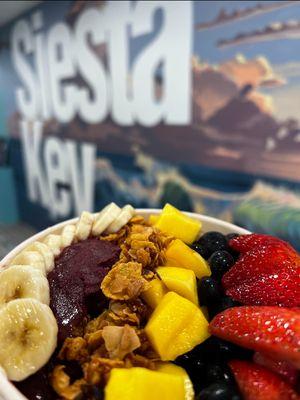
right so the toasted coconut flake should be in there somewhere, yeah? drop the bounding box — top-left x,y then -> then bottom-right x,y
51,365 -> 85,400
101,262 -> 149,300
102,324 -> 141,360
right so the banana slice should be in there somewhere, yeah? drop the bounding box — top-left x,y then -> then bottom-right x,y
0,265 -> 49,306
0,298 -> 58,381
75,211 -> 95,241
105,204 -> 135,234
25,242 -> 54,273
10,251 -> 46,275
43,234 -> 62,257
92,203 -> 122,236
61,224 -> 76,248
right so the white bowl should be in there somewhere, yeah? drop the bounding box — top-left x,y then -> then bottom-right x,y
0,210 -> 249,400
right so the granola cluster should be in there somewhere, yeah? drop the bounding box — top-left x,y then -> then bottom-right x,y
51,216 -> 171,399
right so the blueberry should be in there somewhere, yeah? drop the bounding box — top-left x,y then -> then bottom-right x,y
191,242 -> 207,258
198,277 -> 222,305
195,232 -> 228,259
196,382 -> 240,400
208,296 -> 239,319
212,337 -> 253,361
205,363 -> 236,386
174,352 -> 195,369
208,251 -> 235,280
175,352 -> 206,379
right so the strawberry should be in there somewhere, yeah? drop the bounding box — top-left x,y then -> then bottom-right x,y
253,352 -> 298,386
229,360 -> 299,400
222,242 -> 299,290
225,268 -> 300,307
229,233 -> 295,254
209,306 -> 300,368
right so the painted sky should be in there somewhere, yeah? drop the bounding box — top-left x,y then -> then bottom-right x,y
194,1 -> 300,120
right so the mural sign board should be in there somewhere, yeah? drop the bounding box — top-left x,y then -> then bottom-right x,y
1,0 -> 300,247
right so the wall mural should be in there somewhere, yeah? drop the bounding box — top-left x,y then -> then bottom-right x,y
1,0 -> 300,248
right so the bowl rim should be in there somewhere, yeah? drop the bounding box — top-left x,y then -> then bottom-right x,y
0,209 -> 250,399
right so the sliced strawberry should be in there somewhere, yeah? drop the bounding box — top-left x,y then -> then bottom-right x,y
229,233 -> 295,254
229,360 -> 299,400
222,242 -> 299,290
209,306 -> 300,368
253,352 -> 299,386
225,269 -> 300,307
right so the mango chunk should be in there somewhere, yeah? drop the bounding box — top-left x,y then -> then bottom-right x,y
157,363 -> 194,400
142,278 -> 168,309
148,214 -> 160,225
157,266 -> 198,305
165,239 -> 211,279
155,204 -> 201,244
145,292 -> 210,361
105,367 -> 186,400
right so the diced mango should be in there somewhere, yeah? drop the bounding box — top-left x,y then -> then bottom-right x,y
142,278 -> 168,309
148,214 -> 161,225
165,239 -> 211,279
157,266 -> 198,305
161,203 -> 181,214
155,204 -> 201,244
157,363 -> 194,400
105,367 -> 186,400
145,292 -> 210,361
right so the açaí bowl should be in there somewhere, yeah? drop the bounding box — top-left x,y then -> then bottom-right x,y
0,209 -> 249,400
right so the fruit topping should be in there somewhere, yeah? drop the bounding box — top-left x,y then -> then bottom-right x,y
223,242 -> 299,290
253,352 -> 298,386
105,204 -> 135,234
157,266 -> 198,305
229,233 -> 294,254
61,224 -> 76,248
0,298 -> 57,381
225,269 -> 300,307
154,203 -> 202,245
208,250 -> 235,280
229,360 -> 299,400
105,367 -> 187,400
210,306 -> 300,368
145,292 -> 210,360
196,382 -> 242,400
92,203 -> 122,236
156,363 -> 194,400
11,250 -> 46,276
204,362 -> 237,387
43,234 -> 62,257
207,296 -> 240,320
166,239 -> 211,279
223,237 -> 300,307
141,278 -> 168,309
193,232 -> 228,260
0,265 -> 50,306
75,211 -> 95,241
197,276 -> 222,305
22,241 -> 55,273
